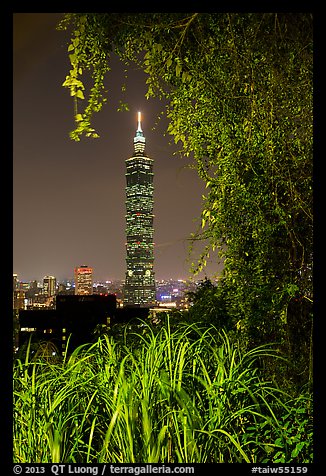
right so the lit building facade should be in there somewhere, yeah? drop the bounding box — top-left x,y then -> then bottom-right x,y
124,112 -> 156,307
43,275 -> 57,297
74,265 -> 93,295
13,274 -> 25,310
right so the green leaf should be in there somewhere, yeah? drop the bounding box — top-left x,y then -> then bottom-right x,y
69,53 -> 76,65
291,442 -> 305,458
75,89 -> 85,100
175,63 -> 182,77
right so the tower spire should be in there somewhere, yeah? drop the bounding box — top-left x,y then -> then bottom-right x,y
134,111 -> 146,153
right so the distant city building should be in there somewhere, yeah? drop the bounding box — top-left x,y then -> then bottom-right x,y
13,290 -> 25,310
74,265 -> 93,295
43,275 -> 56,297
13,274 -> 25,310
57,282 -> 67,294
123,112 -> 156,307
19,293 -> 117,353
13,274 -> 18,291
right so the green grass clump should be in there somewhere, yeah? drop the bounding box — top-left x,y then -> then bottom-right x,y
13,319 -> 313,463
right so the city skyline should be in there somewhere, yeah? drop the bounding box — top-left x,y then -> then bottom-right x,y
13,13 -> 224,283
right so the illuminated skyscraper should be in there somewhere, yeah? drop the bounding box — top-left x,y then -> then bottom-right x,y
74,265 -> 93,295
124,112 -> 156,306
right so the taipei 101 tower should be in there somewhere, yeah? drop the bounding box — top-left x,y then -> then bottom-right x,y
123,112 -> 156,307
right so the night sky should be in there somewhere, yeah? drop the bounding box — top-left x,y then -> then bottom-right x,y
13,13 -> 222,283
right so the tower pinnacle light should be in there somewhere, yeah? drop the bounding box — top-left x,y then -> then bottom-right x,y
137,111 -> 142,133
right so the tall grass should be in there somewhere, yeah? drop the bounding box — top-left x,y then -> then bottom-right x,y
13,318 -> 313,463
